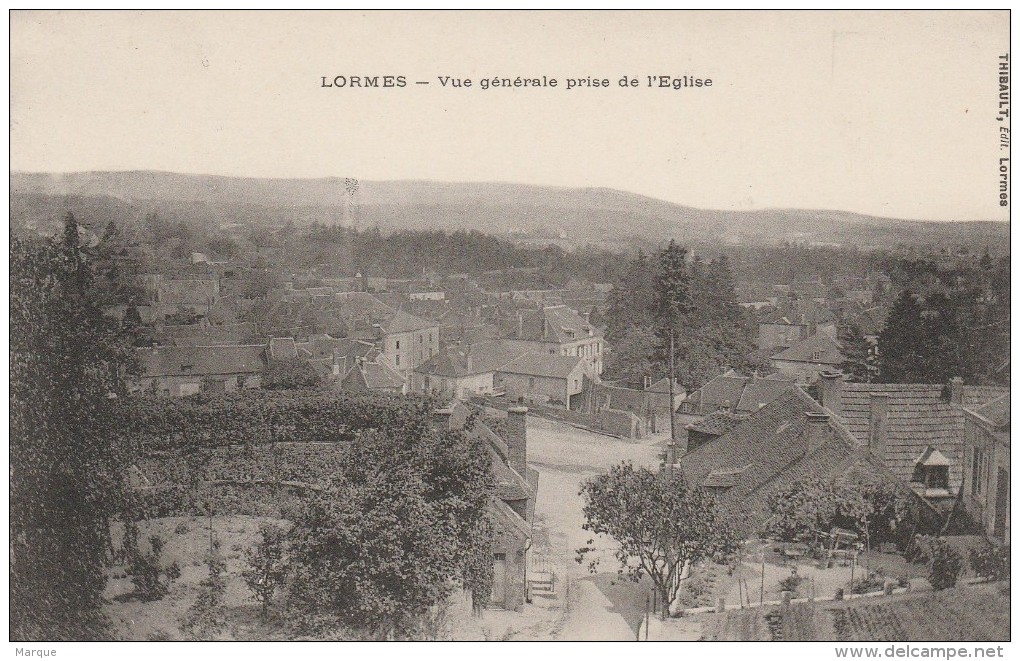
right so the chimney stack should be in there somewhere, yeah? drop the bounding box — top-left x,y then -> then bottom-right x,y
868,394 -> 889,459
506,406 -> 529,477
819,371 -> 843,417
805,412 -> 830,453
949,377 -> 964,406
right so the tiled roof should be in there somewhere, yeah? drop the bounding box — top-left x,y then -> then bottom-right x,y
498,353 -> 586,380
961,385 -> 1010,409
684,372 -> 748,414
415,340 -> 530,378
648,378 -> 683,394
686,411 -> 745,437
771,332 -> 844,365
135,345 -> 266,377
735,376 -> 799,413
970,393 -> 1010,428
359,360 -> 406,390
518,305 -> 600,343
679,387 -> 905,534
837,383 -> 965,491
381,309 -> 436,334
269,337 -> 298,360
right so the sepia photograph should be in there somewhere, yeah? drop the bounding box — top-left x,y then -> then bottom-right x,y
7,8 -> 1012,651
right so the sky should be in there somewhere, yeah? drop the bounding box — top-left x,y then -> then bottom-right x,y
9,10 -> 1010,221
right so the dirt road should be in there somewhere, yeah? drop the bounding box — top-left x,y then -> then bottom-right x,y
518,416 -> 665,641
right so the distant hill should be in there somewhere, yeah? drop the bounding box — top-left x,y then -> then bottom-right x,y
9,171 -> 1009,251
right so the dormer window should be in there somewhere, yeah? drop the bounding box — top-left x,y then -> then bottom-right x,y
915,446 -> 951,492
811,350 -> 822,361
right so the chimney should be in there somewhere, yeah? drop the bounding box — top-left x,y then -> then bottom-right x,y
719,399 -> 731,413
805,412 -> 830,453
948,377 -> 964,406
868,394 -> 889,459
818,371 -> 843,417
506,406 -> 529,476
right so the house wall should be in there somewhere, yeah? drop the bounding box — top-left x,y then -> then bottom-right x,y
770,358 -> 840,384
513,337 -> 605,377
490,521 -> 529,611
496,372 -> 568,407
127,373 -> 262,397
497,362 -> 587,409
415,371 -> 495,400
963,413 -> 1010,542
382,326 -> 440,377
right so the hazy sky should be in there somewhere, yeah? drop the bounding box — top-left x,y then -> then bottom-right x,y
10,10 -> 1010,221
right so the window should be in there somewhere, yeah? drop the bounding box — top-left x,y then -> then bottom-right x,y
811,350 -> 822,361
395,355 -> 400,367
922,465 -> 949,490
419,335 -> 423,344
493,553 -> 506,561
428,333 -> 432,342
529,377 -> 536,388
972,448 -> 985,495
395,340 -> 400,350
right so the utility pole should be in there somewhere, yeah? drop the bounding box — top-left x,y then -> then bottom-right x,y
668,330 -> 676,442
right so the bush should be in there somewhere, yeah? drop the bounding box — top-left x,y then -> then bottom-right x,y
174,522 -> 190,535
969,543 -> 1010,582
850,572 -> 885,594
927,539 -> 964,591
778,573 -> 806,594
180,547 -> 229,640
128,533 -> 181,602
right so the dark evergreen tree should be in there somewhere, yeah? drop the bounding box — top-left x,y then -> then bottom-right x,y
10,212 -> 130,639
840,323 -> 877,383
877,290 -> 927,383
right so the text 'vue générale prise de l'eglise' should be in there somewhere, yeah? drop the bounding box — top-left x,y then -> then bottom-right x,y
320,74 -> 714,90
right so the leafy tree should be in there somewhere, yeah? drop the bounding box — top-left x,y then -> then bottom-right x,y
10,212 -> 133,639
180,544 -> 229,639
762,477 -> 917,549
243,523 -> 291,620
603,326 -> 661,386
576,463 -> 735,617
126,532 -> 182,602
263,358 -> 321,390
285,426 -> 494,638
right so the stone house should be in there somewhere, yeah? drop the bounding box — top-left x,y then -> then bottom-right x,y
512,305 -> 605,377
127,344 -> 267,396
770,332 -> 845,384
960,390 -> 1010,542
377,309 -> 440,380
432,405 -> 538,611
495,353 -> 593,410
